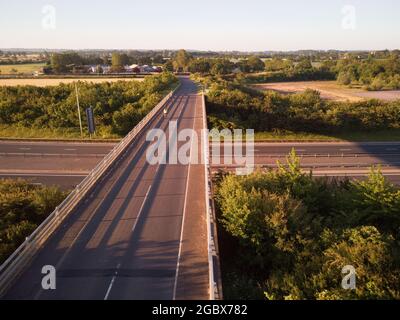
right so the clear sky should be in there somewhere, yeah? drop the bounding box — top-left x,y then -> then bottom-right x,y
1,0 -> 399,51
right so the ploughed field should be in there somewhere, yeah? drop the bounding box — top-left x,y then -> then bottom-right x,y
0,77 -> 144,86
253,81 -> 400,102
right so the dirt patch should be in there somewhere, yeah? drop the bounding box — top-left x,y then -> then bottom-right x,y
254,81 -> 400,102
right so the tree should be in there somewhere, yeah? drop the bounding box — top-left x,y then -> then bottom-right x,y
337,71 -> 352,85
172,49 -> 192,72
210,59 -> 234,75
295,59 -> 313,72
188,59 -> 211,74
95,65 -> 103,74
111,52 -> 125,72
246,56 -> 265,72
50,52 -> 82,73
215,151 -> 400,300
164,60 -> 174,72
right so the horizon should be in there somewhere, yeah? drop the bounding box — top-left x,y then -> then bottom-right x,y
1,48 -> 399,53
1,0 -> 400,51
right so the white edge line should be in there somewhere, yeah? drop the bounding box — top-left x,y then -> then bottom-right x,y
203,93 -> 215,300
172,95 -> 195,300
104,263 -> 121,300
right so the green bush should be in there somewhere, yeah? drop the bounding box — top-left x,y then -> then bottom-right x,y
0,72 -> 178,138
215,152 -> 400,300
206,79 -> 400,135
0,179 -> 67,264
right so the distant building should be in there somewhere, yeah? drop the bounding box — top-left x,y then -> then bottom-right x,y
152,66 -> 162,73
140,65 -> 154,73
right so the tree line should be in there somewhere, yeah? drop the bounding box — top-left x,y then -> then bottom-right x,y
47,51 -> 166,74
335,55 -> 400,90
182,49 -> 400,91
205,78 -> 400,136
215,151 -> 400,299
0,73 -> 178,137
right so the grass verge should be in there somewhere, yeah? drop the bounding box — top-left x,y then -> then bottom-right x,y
252,129 -> 400,142
0,124 -> 120,140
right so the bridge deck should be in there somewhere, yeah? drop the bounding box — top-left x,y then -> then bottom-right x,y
4,77 -> 209,300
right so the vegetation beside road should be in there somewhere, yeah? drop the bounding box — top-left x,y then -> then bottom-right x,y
215,151 -> 400,299
0,179 -> 67,264
0,72 -> 178,139
203,77 -> 400,142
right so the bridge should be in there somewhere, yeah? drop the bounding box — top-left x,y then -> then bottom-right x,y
0,77 -> 222,300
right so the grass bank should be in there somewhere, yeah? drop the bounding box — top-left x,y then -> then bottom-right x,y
252,129 -> 400,142
0,124 -> 120,140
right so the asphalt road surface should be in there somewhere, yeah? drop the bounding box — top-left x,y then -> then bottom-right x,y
2,140 -> 400,187
0,141 -> 113,156
0,142 -> 114,189
211,141 -> 400,175
4,77 -> 209,300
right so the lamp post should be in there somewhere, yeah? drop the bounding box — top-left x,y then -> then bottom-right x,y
75,83 -> 83,137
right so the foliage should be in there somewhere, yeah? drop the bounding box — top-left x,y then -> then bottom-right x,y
172,49 -> 193,72
0,179 -> 67,264
335,55 -> 400,90
205,79 -> 400,136
51,52 -> 83,73
0,72 -> 178,137
215,152 -> 400,300
111,52 -> 128,72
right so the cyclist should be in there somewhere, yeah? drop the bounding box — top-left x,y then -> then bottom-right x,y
163,108 -> 168,118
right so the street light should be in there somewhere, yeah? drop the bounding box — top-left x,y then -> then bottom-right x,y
75,83 -> 83,137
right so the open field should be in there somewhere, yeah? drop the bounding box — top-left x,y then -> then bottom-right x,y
0,77 -> 144,86
253,81 -> 400,102
0,63 -> 46,74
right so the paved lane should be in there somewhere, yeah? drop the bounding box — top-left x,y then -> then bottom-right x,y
4,77 -> 209,300
212,142 -> 400,170
0,173 -> 87,190
2,140 -> 400,188
212,142 -> 400,156
0,141 -> 114,156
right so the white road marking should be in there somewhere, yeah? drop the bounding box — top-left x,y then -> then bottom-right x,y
104,263 -> 121,300
131,185 -> 152,232
0,173 -> 87,177
64,148 -> 77,151
19,147 -> 31,150
33,93 -> 177,300
295,149 -> 306,152
340,149 -> 352,151
173,94 -> 197,300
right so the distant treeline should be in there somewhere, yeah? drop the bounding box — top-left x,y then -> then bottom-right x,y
205,79 -> 400,135
0,73 -> 178,137
335,56 -> 400,90
239,55 -> 400,90
0,60 -> 46,65
49,51 -> 167,73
